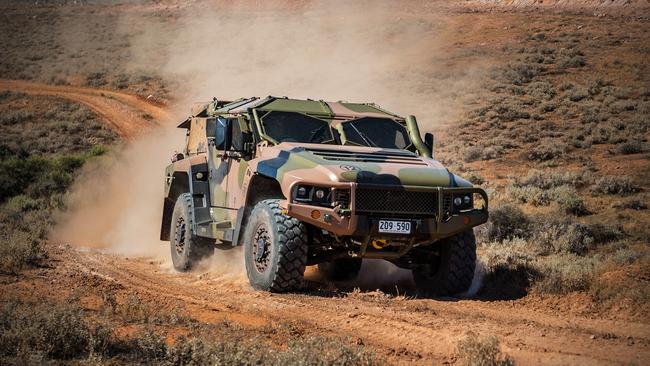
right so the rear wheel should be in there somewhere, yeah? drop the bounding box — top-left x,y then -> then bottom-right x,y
170,193 -> 214,271
243,199 -> 308,292
412,230 -> 476,296
318,258 -> 362,281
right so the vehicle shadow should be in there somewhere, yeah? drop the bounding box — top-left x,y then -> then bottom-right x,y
301,259 -> 531,302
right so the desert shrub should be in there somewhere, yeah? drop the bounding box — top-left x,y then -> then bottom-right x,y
479,204 -> 530,242
500,62 -> 545,85
613,198 -> 647,210
129,327 -> 168,361
558,55 -> 586,69
556,48 -> 586,69
480,251 -> 536,298
0,110 -> 33,125
533,255 -> 599,294
493,103 -> 530,121
0,230 -> 46,273
616,140 -> 644,155
565,87 -> 589,102
558,82 -> 574,91
511,169 -> 590,190
552,185 -> 588,215
587,78 -> 612,96
463,145 -> 504,162
85,72 -> 107,87
0,148 -> 106,202
539,102 -> 557,113
120,294 -> 152,324
609,100 -> 637,114
0,301 -> 112,360
275,336 -> 380,366
525,81 -> 555,101
144,330 -> 380,366
591,175 -> 639,195
524,139 -> 566,161
457,333 -> 514,366
507,185 -> 552,206
552,222 -> 622,255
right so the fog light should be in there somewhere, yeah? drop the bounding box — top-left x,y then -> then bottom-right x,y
311,210 -> 321,219
315,189 -> 325,199
453,197 -> 462,206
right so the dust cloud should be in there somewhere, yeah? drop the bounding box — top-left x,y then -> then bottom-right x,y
52,126 -> 184,259
54,1 -> 486,285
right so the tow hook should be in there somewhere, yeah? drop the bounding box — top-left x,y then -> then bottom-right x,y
371,239 -> 388,250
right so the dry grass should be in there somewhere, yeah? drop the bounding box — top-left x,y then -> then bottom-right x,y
0,297 -> 381,365
457,333 -> 514,366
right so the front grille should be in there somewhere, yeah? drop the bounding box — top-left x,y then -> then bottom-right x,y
355,187 -> 437,215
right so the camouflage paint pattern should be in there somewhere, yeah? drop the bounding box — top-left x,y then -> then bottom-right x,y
162,96 -> 487,243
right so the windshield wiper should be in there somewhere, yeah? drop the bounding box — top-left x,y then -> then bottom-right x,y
349,123 -> 377,147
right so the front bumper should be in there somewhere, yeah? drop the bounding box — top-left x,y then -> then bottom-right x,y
285,184 -> 489,240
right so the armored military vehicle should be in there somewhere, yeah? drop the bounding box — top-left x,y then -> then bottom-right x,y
160,97 -> 488,295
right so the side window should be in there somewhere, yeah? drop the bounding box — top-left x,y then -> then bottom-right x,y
215,117 -> 227,150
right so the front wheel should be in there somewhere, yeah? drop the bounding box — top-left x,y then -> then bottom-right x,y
412,230 -> 476,296
243,199 -> 308,292
170,193 -> 214,271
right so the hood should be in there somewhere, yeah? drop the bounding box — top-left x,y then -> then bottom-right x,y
255,142 -> 463,188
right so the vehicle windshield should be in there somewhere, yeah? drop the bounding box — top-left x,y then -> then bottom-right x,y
342,117 -> 410,149
260,111 -> 333,144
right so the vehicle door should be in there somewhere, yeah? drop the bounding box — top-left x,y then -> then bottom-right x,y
207,117 -> 230,222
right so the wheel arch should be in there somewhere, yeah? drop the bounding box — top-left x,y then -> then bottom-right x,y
233,173 -> 284,246
161,155 -> 210,241
160,171 -> 190,241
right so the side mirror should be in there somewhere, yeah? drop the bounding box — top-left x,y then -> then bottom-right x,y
171,152 -> 184,162
424,132 -> 434,152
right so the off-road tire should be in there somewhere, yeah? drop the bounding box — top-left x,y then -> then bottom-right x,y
244,199 -> 308,292
170,193 -> 214,271
318,258 -> 362,281
412,230 -> 476,296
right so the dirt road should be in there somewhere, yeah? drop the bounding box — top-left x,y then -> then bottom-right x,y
5,80 -> 648,365
42,246 -> 645,366
0,79 -> 170,138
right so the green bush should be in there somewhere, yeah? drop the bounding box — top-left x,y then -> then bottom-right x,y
0,148 -> 106,202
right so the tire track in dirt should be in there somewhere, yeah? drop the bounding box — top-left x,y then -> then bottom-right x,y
73,249 -> 650,365
0,79 -> 170,138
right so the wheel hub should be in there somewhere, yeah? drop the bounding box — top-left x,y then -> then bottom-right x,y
252,225 -> 271,273
173,217 -> 186,255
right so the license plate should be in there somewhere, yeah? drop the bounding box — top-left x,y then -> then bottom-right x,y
378,220 -> 411,234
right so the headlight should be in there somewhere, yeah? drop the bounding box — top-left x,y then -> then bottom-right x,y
293,185 -> 332,206
452,194 -> 473,212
